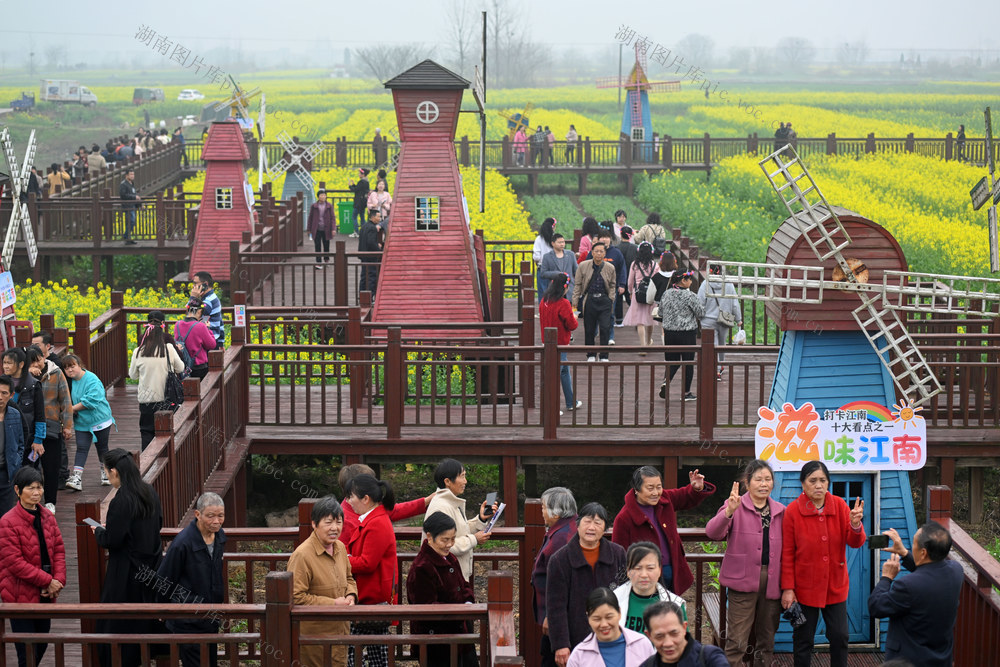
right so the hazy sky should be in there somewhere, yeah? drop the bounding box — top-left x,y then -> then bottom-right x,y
0,0 -> 994,63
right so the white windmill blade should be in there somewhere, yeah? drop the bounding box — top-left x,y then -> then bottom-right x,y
266,157 -> 291,179
852,292 -> 943,407
292,166 -> 318,190
758,146 -> 854,274
0,129 -> 38,268
275,130 -> 297,154
879,270 -> 1000,318
301,139 -> 326,162
705,260 -> 828,304
257,93 -> 266,140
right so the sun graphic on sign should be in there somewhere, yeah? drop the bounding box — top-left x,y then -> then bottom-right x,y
891,400 -> 923,430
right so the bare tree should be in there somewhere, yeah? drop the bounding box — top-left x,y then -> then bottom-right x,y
485,0 -> 551,88
836,40 -> 869,66
443,0 -> 478,77
677,34 -> 715,69
44,45 -> 66,70
776,37 -> 816,70
353,44 -> 437,82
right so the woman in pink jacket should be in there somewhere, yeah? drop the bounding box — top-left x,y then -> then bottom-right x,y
567,587 -> 655,667
705,459 -> 784,667
514,127 -> 528,166
173,298 -> 217,380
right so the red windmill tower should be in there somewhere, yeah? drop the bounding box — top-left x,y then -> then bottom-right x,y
189,120 -> 253,283
372,60 -> 485,336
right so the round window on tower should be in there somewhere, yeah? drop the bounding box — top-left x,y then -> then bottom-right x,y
416,101 -> 439,124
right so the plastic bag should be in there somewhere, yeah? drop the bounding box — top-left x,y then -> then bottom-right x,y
733,328 -> 747,345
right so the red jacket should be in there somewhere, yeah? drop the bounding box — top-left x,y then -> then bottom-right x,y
339,495 -> 426,546
0,503 -> 67,603
781,492 -> 866,608
539,297 -> 578,345
347,505 -> 397,604
611,482 -> 716,595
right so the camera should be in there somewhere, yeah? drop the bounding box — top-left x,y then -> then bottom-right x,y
782,601 -> 807,629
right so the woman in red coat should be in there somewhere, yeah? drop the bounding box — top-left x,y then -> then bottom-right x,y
539,272 -> 581,413
0,466 -> 67,667
406,511 -> 477,666
781,461 -> 866,667
346,474 -> 397,667
611,465 -> 715,595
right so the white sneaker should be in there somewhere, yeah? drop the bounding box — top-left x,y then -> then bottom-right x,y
66,471 -> 83,492
566,400 -> 583,411
44,503 -> 56,514
587,356 -> 596,362
608,339 -> 616,346
100,469 -> 111,486
600,358 -> 610,362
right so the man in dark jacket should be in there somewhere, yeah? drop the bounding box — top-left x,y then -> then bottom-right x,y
157,492 -> 227,667
867,523 -> 963,667
119,168 -> 140,244
572,243 -> 618,361
358,209 -> 382,298
348,168 -> 370,237
640,601 -> 727,666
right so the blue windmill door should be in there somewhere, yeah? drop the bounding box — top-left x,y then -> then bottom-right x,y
814,475 -> 872,644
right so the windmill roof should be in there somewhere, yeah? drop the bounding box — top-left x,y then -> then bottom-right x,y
384,60 -> 470,90
202,121 -> 250,161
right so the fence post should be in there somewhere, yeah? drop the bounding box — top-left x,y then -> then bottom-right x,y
522,500 -> 545,667
520,304 -> 535,409
297,499 -> 318,546
348,306 -> 364,410
698,327 -> 716,442
827,133 -> 837,155
945,132 -> 954,161
264,571 -> 295,667
541,328 -> 558,439
460,135 -> 470,166
501,136 -> 510,168
232,326 -> 249,438
703,133 -> 712,169
385,328 -> 403,440
334,240 -> 348,307
905,132 -> 915,153
76,500 -> 104,664
111,291 -> 127,387
747,133 -> 757,155
584,137 -> 591,167
926,485 -> 952,521
490,260 -> 504,322
866,132 -> 876,153
73,313 -> 91,370
663,135 -> 673,169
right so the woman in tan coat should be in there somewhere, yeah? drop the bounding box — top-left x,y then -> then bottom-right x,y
288,496 -> 358,667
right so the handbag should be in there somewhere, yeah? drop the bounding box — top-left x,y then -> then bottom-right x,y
164,371 -> 184,410
718,308 -> 737,328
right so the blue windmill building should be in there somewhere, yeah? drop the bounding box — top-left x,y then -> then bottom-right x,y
706,145 -> 1000,652
597,44 -> 679,163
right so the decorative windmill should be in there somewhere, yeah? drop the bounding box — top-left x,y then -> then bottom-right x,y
497,103 -> 533,139
709,144 -> 1000,651
255,92 -> 267,190
0,127 -> 38,269
596,43 -> 679,162
707,145 -> 1000,408
268,131 -> 325,228
377,126 -> 402,174
213,76 -> 261,126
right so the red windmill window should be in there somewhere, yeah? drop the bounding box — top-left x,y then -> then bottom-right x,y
215,187 -> 233,210
415,196 -> 440,231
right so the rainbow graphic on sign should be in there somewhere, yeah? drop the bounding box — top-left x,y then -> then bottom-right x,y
838,401 -> 893,422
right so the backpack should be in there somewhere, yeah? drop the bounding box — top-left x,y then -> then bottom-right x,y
174,324 -> 195,378
652,229 -> 668,256
634,264 -> 656,304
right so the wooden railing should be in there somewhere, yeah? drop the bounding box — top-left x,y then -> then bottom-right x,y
45,140 -> 184,199
184,133 -> 1000,172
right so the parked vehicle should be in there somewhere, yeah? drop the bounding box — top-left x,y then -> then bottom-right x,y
9,92 -> 35,112
133,88 -> 165,105
177,89 -> 205,101
39,79 -> 97,106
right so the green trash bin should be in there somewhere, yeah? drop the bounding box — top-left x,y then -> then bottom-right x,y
338,201 -> 355,234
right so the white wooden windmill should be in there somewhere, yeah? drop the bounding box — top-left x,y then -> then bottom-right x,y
267,131 -> 325,191
0,127 -> 39,269
377,126 -> 401,174
706,144 -> 1000,408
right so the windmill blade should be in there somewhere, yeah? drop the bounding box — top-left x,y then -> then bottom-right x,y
266,157 -> 291,179
852,292 -> 943,407
759,146 -> 854,276
275,130 -> 297,154
0,129 -> 38,268
301,139 -> 327,162
705,260 -> 827,304
292,167 -> 317,190
879,270 -> 1000,317
646,81 -> 682,93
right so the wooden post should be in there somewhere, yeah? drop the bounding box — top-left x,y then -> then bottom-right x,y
347,306 -> 364,409
827,133 -> 837,155
333,240 -> 347,307
926,485 -> 952,521
969,467 -> 984,524
663,135 -> 673,169
866,132 -> 876,154
905,132 -> 915,153
584,137 -> 591,168
703,133 -> 712,169
73,313 -> 91,370
385,328 -> 403,440
460,135 -> 471,167
622,135 -> 632,168
488,571 -> 516,658
297,498 -> 318,546
520,304 -> 535,409
945,132 -> 954,161
263,572 -> 294,667
698,327 -> 716,442
522,499 -> 545,667
76,500 -> 104,665
490,260 -> 504,323
501,456 -> 518,527
541,327 -> 559,439
155,410 -> 178,525
111,291 -> 127,387
940,457 -> 956,494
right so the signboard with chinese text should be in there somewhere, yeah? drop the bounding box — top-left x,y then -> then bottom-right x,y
0,272 -> 16,310
233,304 -> 246,328
755,401 -> 926,471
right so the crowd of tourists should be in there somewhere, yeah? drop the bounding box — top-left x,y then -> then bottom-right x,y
536,210 -> 743,411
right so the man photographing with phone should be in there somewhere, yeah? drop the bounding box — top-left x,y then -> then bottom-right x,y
867,524 -> 963,667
